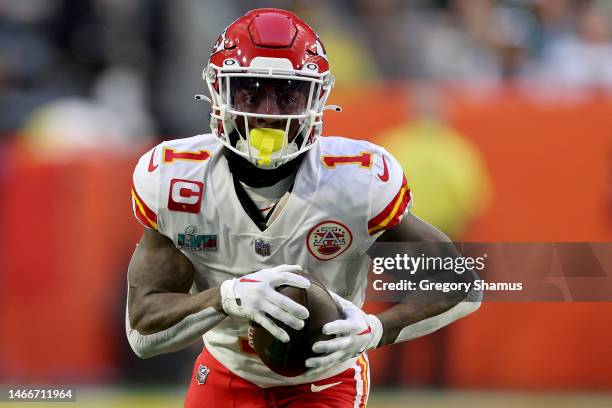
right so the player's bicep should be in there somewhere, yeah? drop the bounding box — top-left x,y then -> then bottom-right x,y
377,212 -> 450,243
128,228 -> 195,297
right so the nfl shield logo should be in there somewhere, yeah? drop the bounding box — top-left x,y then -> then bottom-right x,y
254,239 -> 271,256
195,364 -> 210,385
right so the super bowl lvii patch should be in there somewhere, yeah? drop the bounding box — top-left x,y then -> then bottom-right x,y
178,225 -> 217,251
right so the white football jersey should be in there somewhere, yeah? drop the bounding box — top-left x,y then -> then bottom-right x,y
131,133 -> 412,387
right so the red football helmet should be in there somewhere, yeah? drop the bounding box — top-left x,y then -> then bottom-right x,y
202,8 -> 336,169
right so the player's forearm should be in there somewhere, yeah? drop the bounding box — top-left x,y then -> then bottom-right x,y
126,286 -> 226,359
129,286 -> 224,335
374,243 -> 482,346
375,287 -> 481,347
125,306 -> 226,359
375,213 -> 482,346
374,239 -> 481,346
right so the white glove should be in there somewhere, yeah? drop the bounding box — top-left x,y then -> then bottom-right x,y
220,265 -> 310,343
305,292 -> 383,369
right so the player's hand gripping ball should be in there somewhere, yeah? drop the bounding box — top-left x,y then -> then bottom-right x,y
248,273 -> 343,377
220,265 -> 312,343
306,291 -> 383,370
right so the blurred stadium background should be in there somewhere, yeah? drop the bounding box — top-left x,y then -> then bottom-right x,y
1,0 -> 612,406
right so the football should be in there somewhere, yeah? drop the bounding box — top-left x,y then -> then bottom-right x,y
248,274 -> 343,377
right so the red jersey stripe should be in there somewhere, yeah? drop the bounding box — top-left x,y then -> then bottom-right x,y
132,198 -> 157,229
367,175 -> 411,235
131,186 -> 158,229
131,183 -> 158,224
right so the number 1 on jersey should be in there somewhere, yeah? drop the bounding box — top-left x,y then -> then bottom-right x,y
163,148 -> 211,164
321,152 -> 373,169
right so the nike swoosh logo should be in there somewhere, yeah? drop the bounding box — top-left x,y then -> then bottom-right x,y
148,148 -> 158,172
358,326 -> 371,335
239,277 -> 260,283
311,381 -> 342,393
377,155 -> 389,182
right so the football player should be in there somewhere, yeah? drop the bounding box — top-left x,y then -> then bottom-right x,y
126,8 -> 481,408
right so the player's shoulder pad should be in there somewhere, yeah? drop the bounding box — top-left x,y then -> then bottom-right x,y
160,133 -> 218,158
132,141 -> 164,230
317,136 -> 378,174
131,134 -> 219,230
317,136 -> 401,183
367,142 -> 412,236
318,135 -> 373,156
316,137 -> 412,235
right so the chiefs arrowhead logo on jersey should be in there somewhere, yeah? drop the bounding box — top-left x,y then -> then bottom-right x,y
168,179 -> 204,213
307,221 -> 353,260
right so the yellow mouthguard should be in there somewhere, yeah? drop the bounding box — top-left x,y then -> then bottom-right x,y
249,128 -> 285,166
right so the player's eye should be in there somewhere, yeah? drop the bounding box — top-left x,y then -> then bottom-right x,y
242,95 -> 259,105
279,95 -> 297,107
